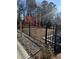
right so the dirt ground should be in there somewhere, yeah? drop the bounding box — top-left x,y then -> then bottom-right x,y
23,27 -> 53,42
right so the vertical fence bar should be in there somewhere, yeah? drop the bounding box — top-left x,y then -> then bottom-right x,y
45,24 -> 48,47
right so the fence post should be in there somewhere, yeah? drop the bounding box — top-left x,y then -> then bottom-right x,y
45,24 -> 48,47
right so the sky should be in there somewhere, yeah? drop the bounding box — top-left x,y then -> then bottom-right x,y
36,0 -> 61,12
18,0 -> 61,12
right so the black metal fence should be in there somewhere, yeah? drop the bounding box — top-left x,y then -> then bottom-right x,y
45,23 -> 61,55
